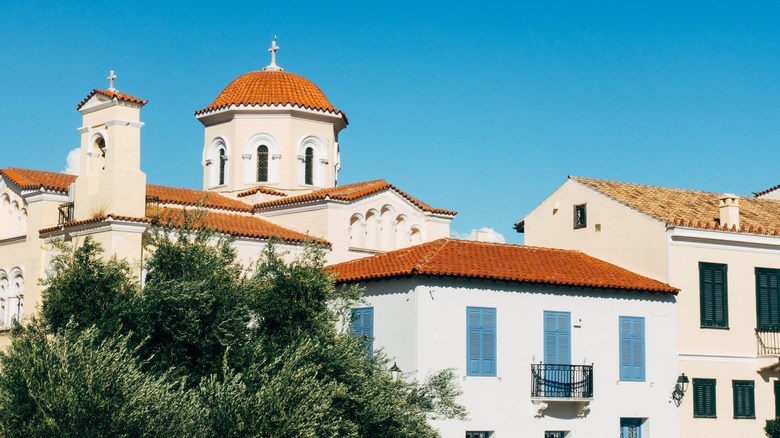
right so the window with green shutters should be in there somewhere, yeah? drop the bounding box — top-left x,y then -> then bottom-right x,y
693,378 -> 716,418
756,268 -> 780,330
732,380 -> 755,419
699,262 -> 728,328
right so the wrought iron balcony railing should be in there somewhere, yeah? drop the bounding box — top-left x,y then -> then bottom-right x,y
531,363 -> 594,399
756,328 -> 780,356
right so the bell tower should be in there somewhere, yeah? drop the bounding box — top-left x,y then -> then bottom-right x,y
73,71 -> 147,220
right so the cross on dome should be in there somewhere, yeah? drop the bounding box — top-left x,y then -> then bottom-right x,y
107,70 -> 117,91
262,37 -> 284,72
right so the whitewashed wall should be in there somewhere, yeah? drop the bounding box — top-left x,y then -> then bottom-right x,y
360,277 -> 680,437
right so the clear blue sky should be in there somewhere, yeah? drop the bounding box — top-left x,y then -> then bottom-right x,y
2,1 -> 778,243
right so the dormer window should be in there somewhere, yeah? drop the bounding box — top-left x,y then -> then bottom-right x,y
257,145 -> 269,182
574,204 -> 587,229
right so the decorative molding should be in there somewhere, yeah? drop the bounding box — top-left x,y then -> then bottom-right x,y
105,119 -> 144,128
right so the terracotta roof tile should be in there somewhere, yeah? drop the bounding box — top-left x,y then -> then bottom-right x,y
253,179 -> 457,216
146,185 -> 251,212
237,186 -> 288,198
39,214 -> 153,235
329,238 -> 677,294
571,176 -> 780,235
1,168 -> 75,192
152,207 -> 329,246
196,71 -> 345,120
754,184 -> 780,198
76,89 -> 148,110
2,168 -> 251,213
40,208 -> 328,247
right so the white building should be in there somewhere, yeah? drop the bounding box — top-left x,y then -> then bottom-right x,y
330,238 -> 680,438
518,176 -> 780,437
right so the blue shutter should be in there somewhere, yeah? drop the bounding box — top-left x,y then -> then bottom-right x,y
351,307 -> 374,357
466,307 -> 496,376
619,316 -> 645,381
544,311 -> 571,365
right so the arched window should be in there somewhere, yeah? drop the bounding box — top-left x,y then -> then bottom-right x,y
257,145 -> 269,182
10,273 -> 23,324
95,136 -> 107,171
0,274 -> 7,326
304,147 -> 314,185
218,148 -> 227,186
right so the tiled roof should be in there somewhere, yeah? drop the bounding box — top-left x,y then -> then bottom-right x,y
146,185 -> 251,212
152,207 -> 329,246
237,186 -> 288,198
0,168 -> 75,192
196,71 -> 345,119
39,214 -> 153,235
253,179 -> 457,216
571,176 -> 780,235
76,89 -> 148,110
329,238 -> 677,293
1,168 -> 251,213
754,184 -> 780,198
40,207 -> 328,247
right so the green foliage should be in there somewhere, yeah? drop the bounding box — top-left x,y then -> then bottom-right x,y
0,320 -> 203,437
137,228 -> 251,379
41,237 -> 139,337
767,418 -> 780,438
1,226 -> 466,436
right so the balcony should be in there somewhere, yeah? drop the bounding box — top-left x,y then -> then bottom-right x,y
531,363 -> 593,418
756,328 -> 780,357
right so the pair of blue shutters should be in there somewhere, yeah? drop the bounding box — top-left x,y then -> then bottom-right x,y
619,316 -> 645,381
467,307 -> 496,376
351,307 -> 374,357
544,311 -> 572,396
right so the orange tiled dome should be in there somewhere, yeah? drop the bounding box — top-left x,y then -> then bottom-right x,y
196,70 -> 343,116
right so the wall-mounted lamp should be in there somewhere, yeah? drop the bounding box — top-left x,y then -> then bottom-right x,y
672,373 -> 689,407
389,362 -> 401,381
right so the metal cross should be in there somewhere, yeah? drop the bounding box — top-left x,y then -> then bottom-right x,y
107,70 -> 117,91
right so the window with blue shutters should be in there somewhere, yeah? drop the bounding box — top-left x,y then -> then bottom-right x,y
700,262 -> 728,328
351,307 -> 374,357
619,316 -> 645,382
467,307 -> 496,377
620,418 -> 642,438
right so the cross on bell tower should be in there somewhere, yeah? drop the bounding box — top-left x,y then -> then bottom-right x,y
262,37 -> 284,72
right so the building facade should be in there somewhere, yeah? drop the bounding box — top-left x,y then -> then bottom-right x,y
518,176 -> 780,437
331,238 -> 680,437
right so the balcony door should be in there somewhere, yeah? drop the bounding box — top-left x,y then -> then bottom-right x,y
544,311 -> 571,397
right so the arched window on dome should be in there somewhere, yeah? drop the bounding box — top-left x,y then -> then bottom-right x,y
304,147 -> 314,185
218,147 -> 227,186
257,145 -> 269,182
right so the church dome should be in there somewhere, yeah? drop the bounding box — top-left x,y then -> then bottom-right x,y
196,70 -> 344,117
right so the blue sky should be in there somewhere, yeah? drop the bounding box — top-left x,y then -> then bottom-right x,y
1,1 -> 778,243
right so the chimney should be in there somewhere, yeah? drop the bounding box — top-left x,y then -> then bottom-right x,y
474,230 -> 489,242
718,194 -> 739,230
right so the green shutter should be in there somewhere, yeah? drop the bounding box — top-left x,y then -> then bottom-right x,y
757,268 -> 780,330
733,380 -> 755,418
700,263 -> 728,328
694,378 -> 717,418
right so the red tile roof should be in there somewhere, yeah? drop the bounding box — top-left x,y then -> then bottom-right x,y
754,184 -> 780,198
40,207 -> 328,247
196,71 -> 345,120
570,176 -> 780,235
237,186 -> 288,198
329,238 -> 678,294
0,168 -> 75,192
146,185 -> 251,213
77,89 -> 148,110
152,207 -> 328,246
253,179 -> 457,216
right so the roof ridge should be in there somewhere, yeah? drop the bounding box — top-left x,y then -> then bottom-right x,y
412,238 -> 450,273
